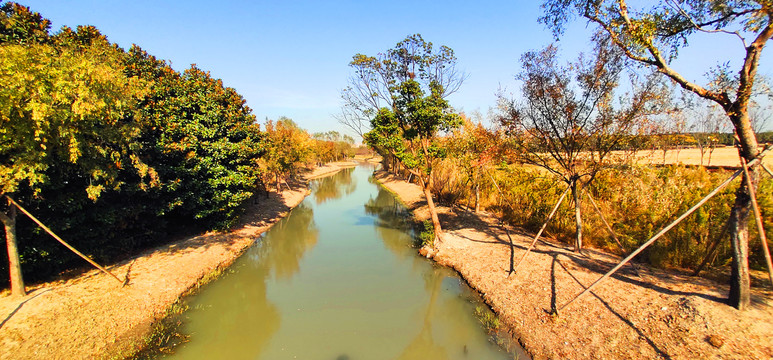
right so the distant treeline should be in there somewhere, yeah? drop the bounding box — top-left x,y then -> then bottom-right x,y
0,3 -> 354,287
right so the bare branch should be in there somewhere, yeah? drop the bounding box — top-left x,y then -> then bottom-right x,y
664,0 -> 749,46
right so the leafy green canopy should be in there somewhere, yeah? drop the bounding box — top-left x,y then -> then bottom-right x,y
0,27 -> 146,199
339,34 -> 466,137
1,2 -> 266,286
364,79 -> 461,174
126,47 -> 263,226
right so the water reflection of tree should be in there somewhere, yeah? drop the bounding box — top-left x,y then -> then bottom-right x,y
181,271 -> 281,359
365,186 -> 502,359
364,187 -> 411,230
249,203 -> 320,280
311,167 -> 356,205
174,203 -> 319,359
365,185 -> 462,358
396,269 -> 448,360
364,187 -> 416,256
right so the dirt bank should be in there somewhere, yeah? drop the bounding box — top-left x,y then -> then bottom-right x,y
0,161 -> 355,360
373,170 -> 773,360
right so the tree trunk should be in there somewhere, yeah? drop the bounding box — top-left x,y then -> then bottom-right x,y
466,181 -> 474,212
572,178 -> 583,252
421,176 -> 444,247
708,147 -> 714,166
726,110 -> 761,310
474,180 -> 480,213
1,202 -> 25,297
699,145 -> 705,166
662,148 -> 667,165
727,166 -> 758,310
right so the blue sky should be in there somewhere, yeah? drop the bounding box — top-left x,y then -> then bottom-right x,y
17,0 -> 773,135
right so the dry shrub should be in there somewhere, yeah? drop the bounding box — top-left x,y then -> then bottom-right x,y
436,159 -> 772,271
588,165 -> 734,268
430,159 -> 468,207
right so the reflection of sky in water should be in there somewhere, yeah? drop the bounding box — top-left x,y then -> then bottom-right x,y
162,165 -> 521,360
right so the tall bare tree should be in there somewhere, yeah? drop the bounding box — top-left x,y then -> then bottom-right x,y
497,39 -> 665,252
541,0 -> 772,309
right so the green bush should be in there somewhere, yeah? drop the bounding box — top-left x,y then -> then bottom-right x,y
0,4 -> 265,287
420,220 -> 435,248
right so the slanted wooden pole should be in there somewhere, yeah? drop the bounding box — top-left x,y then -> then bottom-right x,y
512,185 -> 571,274
762,163 -> 773,179
584,189 -> 625,252
481,168 -> 519,273
6,196 -> 125,285
741,158 -> 773,287
584,189 -> 640,277
558,166 -> 745,312
481,168 -> 569,274
483,167 -> 506,207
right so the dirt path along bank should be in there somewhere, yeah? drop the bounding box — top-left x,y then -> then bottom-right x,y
0,161 -> 356,360
373,170 -> 773,360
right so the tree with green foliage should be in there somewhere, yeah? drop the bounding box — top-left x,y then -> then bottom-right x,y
125,47 -> 264,227
1,2 -> 268,291
365,79 -> 461,247
0,2 -> 50,45
346,35 -> 464,247
541,0 -> 772,309
0,21 -> 146,296
338,34 -> 466,146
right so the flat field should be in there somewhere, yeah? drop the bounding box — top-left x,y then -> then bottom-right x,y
629,146 -> 773,168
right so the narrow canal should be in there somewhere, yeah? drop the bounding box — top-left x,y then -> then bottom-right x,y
162,165 -> 524,359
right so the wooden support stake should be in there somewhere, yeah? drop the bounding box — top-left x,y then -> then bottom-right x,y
512,185 -> 571,274
6,196 -> 125,286
481,168 -> 521,274
762,163 -> 773,179
481,168 -> 567,274
483,167 -> 508,208
584,189 -> 641,277
741,158 -> 773,287
558,166 -> 745,312
557,146 -> 771,312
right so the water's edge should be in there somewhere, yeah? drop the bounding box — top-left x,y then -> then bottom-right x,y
370,172 -> 531,360
135,165 -> 524,359
124,181 -> 319,359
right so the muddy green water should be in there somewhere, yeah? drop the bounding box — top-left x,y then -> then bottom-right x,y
161,165 -> 525,360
